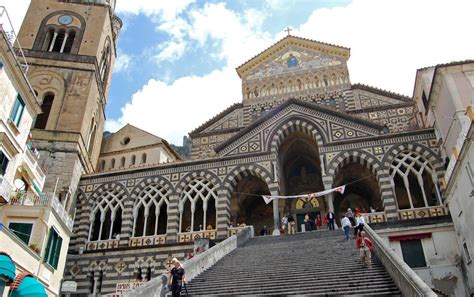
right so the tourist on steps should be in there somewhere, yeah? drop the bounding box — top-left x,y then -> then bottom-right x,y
356,231 -> 373,268
325,210 -> 336,230
260,225 -> 268,236
346,208 -> 355,226
353,212 -> 365,238
281,214 -> 288,234
168,258 -> 186,297
304,213 -> 311,231
315,214 -> 322,230
341,215 -> 351,240
287,213 -> 296,234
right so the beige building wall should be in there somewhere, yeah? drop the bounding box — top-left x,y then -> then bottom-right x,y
413,61 -> 474,294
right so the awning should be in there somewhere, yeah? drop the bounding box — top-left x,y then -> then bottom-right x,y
17,167 -> 41,195
9,273 -> 47,297
388,232 -> 432,241
0,251 -> 16,284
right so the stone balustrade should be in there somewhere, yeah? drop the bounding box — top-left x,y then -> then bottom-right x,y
364,224 -> 436,297
177,230 -> 217,243
362,211 -> 387,224
398,205 -> 449,220
86,239 -> 120,251
129,235 -> 167,247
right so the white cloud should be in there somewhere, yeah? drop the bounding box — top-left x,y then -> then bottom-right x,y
154,40 -> 187,62
116,0 -> 195,20
113,52 -> 131,73
108,67 -> 241,144
296,0 -> 474,95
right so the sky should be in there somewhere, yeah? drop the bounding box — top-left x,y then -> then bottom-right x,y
4,0 -> 474,145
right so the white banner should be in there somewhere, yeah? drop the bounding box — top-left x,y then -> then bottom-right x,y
262,185 -> 346,204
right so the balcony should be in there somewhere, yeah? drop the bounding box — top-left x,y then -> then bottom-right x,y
8,192 -> 74,231
22,148 -> 46,190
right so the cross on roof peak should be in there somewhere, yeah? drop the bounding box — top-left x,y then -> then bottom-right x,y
284,27 -> 293,36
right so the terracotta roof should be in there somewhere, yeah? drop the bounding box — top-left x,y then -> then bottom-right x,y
189,102 -> 243,136
351,83 -> 411,102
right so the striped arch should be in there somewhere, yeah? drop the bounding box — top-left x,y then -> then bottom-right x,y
90,181 -> 128,202
223,164 -> 274,200
130,176 -> 175,199
382,143 -> 444,178
382,142 -> 445,204
175,170 -> 222,195
267,116 -> 327,153
70,189 -> 88,251
326,149 -> 396,218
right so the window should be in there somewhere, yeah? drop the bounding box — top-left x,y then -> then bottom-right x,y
89,187 -> 124,241
99,160 -> 106,172
400,239 -> 427,268
0,151 -> 9,176
99,44 -> 111,84
422,91 -> 429,110
45,28 -> 77,54
141,153 -> 147,164
34,93 -> 54,129
130,155 -> 136,166
132,184 -> 169,237
110,158 -> 115,170
44,227 -> 63,269
120,157 -> 125,168
179,178 -> 217,232
9,222 -> 33,245
10,95 -> 25,127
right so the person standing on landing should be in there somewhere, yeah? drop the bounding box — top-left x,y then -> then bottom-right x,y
353,212 -> 365,238
168,258 -> 186,297
326,210 -> 336,230
315,214 -> 322,230
356,231 -> 373,267
287,213 -> 296,234
340,215 -> 351,240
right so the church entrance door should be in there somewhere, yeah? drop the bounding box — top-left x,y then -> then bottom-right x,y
278,131 -> 325,214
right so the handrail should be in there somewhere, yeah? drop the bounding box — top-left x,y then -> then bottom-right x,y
124,226 -> 254,297
364,224 -> 436,296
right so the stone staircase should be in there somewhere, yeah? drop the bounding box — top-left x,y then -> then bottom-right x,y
184,230 -> 401,296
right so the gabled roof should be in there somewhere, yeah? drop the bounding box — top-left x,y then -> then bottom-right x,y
215,98 -> 384,153
351,83 -> 411,102
189,102 -> 243,136
236,35 -> 350,78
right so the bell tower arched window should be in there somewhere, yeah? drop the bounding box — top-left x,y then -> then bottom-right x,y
34,93 -> 54,129
99,43 -> 111,84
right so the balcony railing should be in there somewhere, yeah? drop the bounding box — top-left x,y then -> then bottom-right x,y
8,191 -> 74,230
177,230 -> 217,243
0,6 -> 30,74
23,148 -> 46,188
398,205 -> 449,220
0,176 -> 14,203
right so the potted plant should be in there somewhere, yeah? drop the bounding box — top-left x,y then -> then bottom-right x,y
29,244 -> 41,255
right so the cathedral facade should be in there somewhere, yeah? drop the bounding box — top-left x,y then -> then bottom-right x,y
64,36 -> 456,295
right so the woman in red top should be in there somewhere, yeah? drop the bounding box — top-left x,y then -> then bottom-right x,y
315,214 -> 322,230
356,231 -> 373,268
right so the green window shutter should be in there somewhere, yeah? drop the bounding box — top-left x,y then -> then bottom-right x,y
9,223 -> 33,245
9,95 -> 25,127
52,236 -> 63,269
44,229 -> 54,266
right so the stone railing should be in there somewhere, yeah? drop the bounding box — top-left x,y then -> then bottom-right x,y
23,148 -> 46,187
129,235 -> 167,247
8,192 -> 74,230
364,224 -> 436,296
86,239 -> 120,251
362,211 -> 387,224
0,176 -> 14,203
177,230 -> 217,243
124,226 -> 254,297
227,226 -> 246,237
398,206 -> 449,220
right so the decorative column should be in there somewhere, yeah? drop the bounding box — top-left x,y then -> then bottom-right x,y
216,189 -> 231,239
166,193 -> 180,243
325,193 -> 334,212
272,198 -> 280,235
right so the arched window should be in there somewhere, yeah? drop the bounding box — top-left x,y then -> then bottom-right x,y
63,29 -> 76,53
179,178 -> 218,232
120,157 -> 125,168
390,151 -> 442,210
99,160 -> 106,172
99,43 -> 111,84
34,93 -> 54,129
87,118 -> 97,154
110,158 -> 115,170
132,184 -> 169,237
141,153 -> 147,164
130,155 -> 136,166
88,187 -> 125,241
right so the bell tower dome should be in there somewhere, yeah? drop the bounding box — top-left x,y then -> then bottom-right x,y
15,0 -> 122,208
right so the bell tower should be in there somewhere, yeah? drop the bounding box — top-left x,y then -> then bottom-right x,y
16,0 -> 122,205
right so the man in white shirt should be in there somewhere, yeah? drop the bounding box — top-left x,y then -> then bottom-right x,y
340,215 -> 351,240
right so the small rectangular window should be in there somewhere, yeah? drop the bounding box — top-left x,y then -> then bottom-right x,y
466,161 -> 474,187
44,227 -> 63,269
9,94 -> 25,127
422,91 -> 429,110
463,242 -> 472,264
9,222 -> 33,245
400,239 -> 427,268
0,151 -> 9,176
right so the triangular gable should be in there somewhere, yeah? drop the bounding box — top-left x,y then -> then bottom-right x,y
189,103 -> 243,136
351,84 -> 412,108
236,35 -> 350,79
215,99 -> 384,157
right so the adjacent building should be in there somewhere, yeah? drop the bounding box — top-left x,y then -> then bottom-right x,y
413,60 -> 474,294
0,7 -> 73,296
